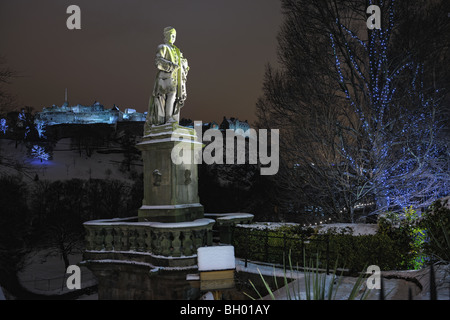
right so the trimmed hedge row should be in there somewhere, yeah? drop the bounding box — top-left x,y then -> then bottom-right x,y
233,199 -> 450,273
232,225 -> 410,273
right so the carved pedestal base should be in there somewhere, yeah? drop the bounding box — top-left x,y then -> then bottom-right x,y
82,216 -> 215,299
137,122 -> 204,222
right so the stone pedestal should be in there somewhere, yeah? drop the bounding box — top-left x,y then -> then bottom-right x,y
137,122 -> 204,222
82,216 -> 215,300
81,122 -> 256,299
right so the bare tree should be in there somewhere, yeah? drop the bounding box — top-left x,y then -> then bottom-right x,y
257,0 -> 450,222
0,175 -> 32,294
0,56 -> 17,113
31,180 -> 86,273
0,57 -> 36,179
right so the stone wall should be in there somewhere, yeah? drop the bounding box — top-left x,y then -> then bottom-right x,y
87,262 -> 199,300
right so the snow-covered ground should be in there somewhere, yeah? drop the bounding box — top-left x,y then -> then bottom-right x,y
233,222 -> 449,300
18,249 -> 97,297
237,221 -> 378,236
0,138 -> 140,182
236,222 -> 300,230
315,223 -> 378,235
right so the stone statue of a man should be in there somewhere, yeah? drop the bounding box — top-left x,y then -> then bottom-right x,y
144,26 -> 189,133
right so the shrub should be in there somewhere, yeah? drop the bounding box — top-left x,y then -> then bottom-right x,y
419,198 -> 450,263
325,233 -> 406,272
232,226 -> 319,266
232,224 -> 411,273
377,207 -> 427,270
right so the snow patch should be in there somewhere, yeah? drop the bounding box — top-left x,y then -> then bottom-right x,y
0,286 -> 6,300
315,223 -> 378,236
85,249 -> 197,260
236,222 -> 378,236
137,137 -> 203,145
200,291 -> 215,300
84,217 -> 215,229
236,222 -> 299,230
197,246 -> 235,271
82,259 -> 197,271
235,258 -> 305,279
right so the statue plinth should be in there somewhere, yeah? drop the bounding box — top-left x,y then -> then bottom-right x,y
137,122 -> 204,222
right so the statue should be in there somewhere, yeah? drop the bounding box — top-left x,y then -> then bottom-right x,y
144,26 -> 189,134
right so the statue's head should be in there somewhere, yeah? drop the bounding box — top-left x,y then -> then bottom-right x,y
164,26 -> 176,45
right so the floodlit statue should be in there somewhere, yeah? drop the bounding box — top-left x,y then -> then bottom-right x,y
144,26 -> 189,133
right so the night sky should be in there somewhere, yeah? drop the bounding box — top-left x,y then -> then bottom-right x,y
0,0 -> 283,125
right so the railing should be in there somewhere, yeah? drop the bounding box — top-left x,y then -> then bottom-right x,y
231,227 -> 331,274
84,217 -> 215,258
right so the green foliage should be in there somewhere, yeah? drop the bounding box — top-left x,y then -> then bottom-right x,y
377,207 -> 427,269
235,199 -> 450,272
405,207 -> 428,269
233,224 -> 410,273
419,199 -> 450,263
327,233 -> 406,272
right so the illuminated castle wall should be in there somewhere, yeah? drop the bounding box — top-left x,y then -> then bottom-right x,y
35,101 -> 146,126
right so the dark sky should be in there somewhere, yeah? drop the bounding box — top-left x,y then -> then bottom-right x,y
0,0 -> 283,125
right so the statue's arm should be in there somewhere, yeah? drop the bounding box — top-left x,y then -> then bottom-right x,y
155,45 -> 177,72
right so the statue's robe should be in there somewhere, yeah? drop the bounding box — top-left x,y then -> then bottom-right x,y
145,43 -> 188,132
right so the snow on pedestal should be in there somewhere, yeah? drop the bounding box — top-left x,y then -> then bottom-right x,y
197,246 -> 235,271
195,246 -> 236,292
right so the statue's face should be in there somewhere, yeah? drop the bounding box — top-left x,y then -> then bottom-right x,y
165,31 -> 176,45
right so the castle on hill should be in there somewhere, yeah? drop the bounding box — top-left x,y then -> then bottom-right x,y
33,91 -> 252,137
35,100 -> 146,126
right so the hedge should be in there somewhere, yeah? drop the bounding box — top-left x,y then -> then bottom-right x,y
232,225 -> 411,274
